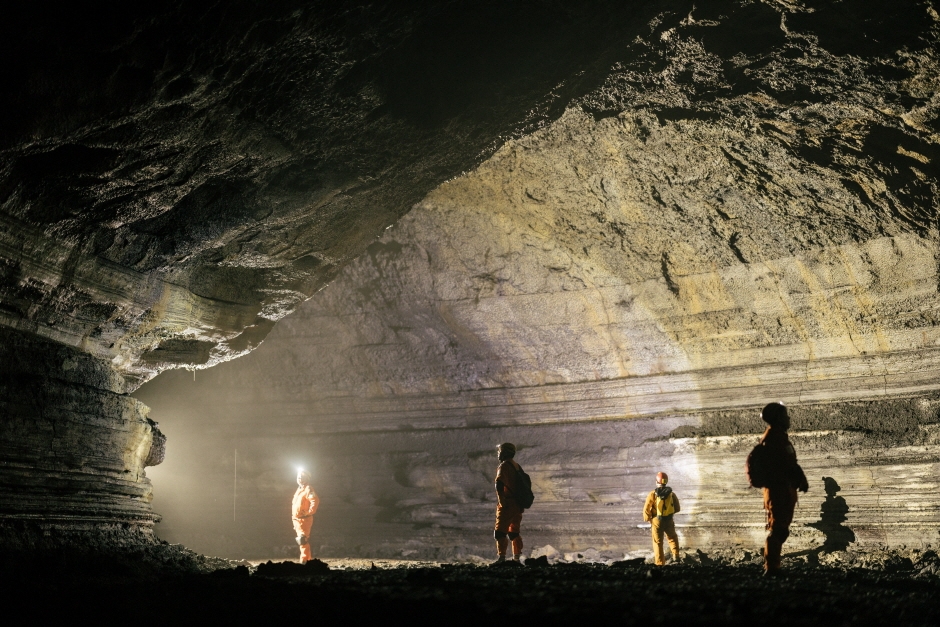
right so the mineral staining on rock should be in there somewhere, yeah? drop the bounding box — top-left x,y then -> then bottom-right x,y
137,2 -> 940,557
0,1 -> 667,542
3,1 -> 940,553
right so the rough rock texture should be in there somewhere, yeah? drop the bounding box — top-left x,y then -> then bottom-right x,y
5,551 -> 940,626
0,0 -> 650,383
0,0 -> 677,540
139,374 -> 940,559
135,1 -> 940,558
4,0 -> 940,552
0,327 -> 162,536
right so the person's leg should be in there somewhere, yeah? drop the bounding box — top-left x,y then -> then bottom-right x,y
764,487 -> 796,572
664,517 -> 680,561
651,518 -> 666,565
495,531 -> 509,557
299,517 -> 314,563
508,513 -> 523,559
495,504 -> 509,559
292,517 -> 306,563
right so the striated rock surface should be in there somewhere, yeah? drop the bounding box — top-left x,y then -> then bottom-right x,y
3,0 -> 940,553
0,327 -> 161,542
0,0 -> 651,383
137,1 -> 940,557
0,0 -> 671,541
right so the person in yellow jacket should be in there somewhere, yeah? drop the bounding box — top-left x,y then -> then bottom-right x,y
292,469 -> 320,563
643,471 -> 681,565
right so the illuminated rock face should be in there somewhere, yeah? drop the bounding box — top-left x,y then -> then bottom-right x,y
0,1 -> 659,543
4,0 -> 940,552
137,2 -> 940,557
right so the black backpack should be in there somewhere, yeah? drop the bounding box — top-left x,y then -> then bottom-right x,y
746,441 -> 809,491
512,464 -> 535,510
745,443 -> 771,488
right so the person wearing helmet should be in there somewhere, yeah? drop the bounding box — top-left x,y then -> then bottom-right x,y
643,471 -> 681,565
754,402 -> 809,576
493,442 -> 524,563
291,469 -> 320,564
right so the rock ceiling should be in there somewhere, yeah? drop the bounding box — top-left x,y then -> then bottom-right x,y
1,0 -> 939,551
0,0 -> 659,387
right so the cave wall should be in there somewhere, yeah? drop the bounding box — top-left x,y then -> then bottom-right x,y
0,0 -> 661,385
131,1 -> 940,559
0,327 -> 162,547
0,0 -> 676,543
3,0 -> 940,554
139,370 -> 940,559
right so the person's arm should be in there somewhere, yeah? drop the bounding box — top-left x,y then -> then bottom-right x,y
307,490 -> 320,516
793,464 -> 809,493
291,491 -> 302,518
672,494 -> 680,514
643,492 -> 655,522
495,462 -> 505,496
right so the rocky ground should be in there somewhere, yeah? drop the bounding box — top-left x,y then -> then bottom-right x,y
2,545 -> 937,624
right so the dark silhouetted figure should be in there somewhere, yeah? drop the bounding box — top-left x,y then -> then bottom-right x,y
808,477 -> 855,553
746,402 -> 809,576
493,442 -> 524,562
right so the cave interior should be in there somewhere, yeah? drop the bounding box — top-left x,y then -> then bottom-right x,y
1,0 -> 940,621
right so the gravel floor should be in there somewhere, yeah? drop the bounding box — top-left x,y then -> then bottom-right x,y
2,547 -> 937,624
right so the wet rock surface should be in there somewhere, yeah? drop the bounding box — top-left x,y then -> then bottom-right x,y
3,549 -> 939,624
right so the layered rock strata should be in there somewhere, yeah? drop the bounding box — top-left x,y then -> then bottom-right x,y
3,0 -> 940,553
0,1 -> 669,541
137,0 -> 940,557
0,327 -> 162,545
138,376 -> 940,558
0,0 -> 656,384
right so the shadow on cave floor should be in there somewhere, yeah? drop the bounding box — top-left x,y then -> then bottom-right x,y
2,547 -> 939,624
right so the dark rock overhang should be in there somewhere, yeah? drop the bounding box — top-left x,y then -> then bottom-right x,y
3,1 -> 934,388
1,0 -> 680,387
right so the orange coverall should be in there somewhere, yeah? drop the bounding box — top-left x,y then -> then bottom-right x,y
292,485 -> 320,563
643,489 -> 681,565
759,426 -> 807,572
495,460 -> 523,556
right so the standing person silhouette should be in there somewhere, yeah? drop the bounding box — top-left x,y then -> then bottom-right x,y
493,443 -> 524,563
748,402 -> 809,576
643,472 -> 681,565
292,469 -> 319,564
808,477 -> 855,553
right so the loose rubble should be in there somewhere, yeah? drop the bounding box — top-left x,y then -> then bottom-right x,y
3,546 -> 937,624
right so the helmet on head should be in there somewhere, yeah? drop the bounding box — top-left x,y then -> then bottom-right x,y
761,402 -> 788,427
656,472 -> 668,485
497,442 -> 516,460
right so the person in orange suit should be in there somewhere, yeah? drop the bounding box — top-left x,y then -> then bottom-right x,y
755,402 -> 809,576
292,469 -> 320,563
643,471 -> 681,565
493,442 -> 523,563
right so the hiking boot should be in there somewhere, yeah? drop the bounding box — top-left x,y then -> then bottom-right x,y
512,554 -> 522,562
491,555 -> 506,565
